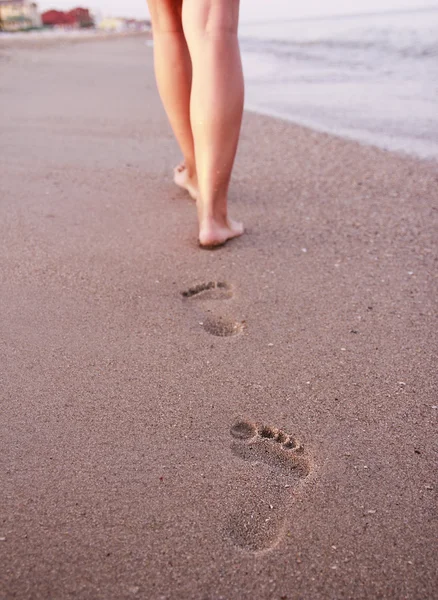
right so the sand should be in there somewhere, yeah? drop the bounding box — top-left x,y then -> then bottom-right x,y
0,35 -> 437,600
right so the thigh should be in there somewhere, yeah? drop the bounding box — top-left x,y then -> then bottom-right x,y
147,0 -> 184,32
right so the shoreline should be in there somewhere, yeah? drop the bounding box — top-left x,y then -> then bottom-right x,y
2,29 -> 436,163
1,36 -> 437,599
245,102 -> 438,164
0,28 -> 150,49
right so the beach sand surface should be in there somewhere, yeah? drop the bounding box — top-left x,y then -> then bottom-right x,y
1,36 -> 437,600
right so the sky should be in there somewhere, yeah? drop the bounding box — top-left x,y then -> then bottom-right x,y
35,0 -> 437,21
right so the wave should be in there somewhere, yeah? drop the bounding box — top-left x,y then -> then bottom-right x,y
240,35 -> 438,61
240,8 -> 438,63
239,7 -> 438,160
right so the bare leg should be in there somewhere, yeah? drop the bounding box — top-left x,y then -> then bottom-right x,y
182,0 -> 244,247
147,0 -> 198,195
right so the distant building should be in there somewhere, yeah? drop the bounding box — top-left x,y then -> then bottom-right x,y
97,17 -> 126,33
124,18 -> 151,31
67,7 -> 93,28
97,17 -> 151,33
0,0 -> 42,31
41,9 -> 75,27
41,6 -> 93,28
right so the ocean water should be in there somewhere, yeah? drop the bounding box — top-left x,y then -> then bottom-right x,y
239,7 -> 438,160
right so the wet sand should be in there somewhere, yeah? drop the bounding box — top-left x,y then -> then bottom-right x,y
1,36 -> 437,599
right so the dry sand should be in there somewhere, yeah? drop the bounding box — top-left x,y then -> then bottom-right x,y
0,35 -> 437,600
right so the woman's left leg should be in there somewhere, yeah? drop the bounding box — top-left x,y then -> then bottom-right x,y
147,0 -> 198,197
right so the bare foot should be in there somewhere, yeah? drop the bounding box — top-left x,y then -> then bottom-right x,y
174,163 -> 198,201
199,217 -> 244,248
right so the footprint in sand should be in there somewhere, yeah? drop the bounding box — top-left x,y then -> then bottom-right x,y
181,281 -> 245,337
225,420 -> 311,553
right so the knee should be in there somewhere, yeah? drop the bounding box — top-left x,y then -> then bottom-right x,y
149,0 -> 183,34
183,0 -> 240,38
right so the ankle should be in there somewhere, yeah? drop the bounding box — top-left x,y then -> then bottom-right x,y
199,209 -> 228,229
184,160 -> 197,180
198,195 -> 228,223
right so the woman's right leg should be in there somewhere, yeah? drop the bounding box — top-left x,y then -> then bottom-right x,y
182,0 -> 244,247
